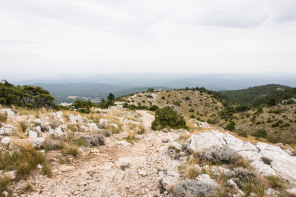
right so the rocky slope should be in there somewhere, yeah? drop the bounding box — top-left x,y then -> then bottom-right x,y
1,106 -> 296,196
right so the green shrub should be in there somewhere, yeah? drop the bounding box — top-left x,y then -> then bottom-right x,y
225,121 -> 235,131
151,107 -> 187,130
190,114 -> 196,119
184,96 -> 190,101
149,105 -> 159,111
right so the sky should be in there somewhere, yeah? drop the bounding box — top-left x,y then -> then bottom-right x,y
1,0 -> 296,79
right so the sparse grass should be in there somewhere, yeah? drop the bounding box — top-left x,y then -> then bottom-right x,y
42,163 -> 52,177
126,122 -> 137,130
44,137 -> 64,152
49,119 -> 59,129
19,121 -> 28,132
0,176 -> 11,195
187,166 -> 199,179
0,145 -> 46,177
22,183 -> 33,193
61,145 -> 79,157
136,125 -> 146,135
75,137 -> 90,147
265,175 -> 286,189
68,123 -> 81,132
0,112 -> 7,124
123,131 -> 138,144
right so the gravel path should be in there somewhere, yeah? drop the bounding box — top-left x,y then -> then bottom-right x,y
13,110 -> 180,197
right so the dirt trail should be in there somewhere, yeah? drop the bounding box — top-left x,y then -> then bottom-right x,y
13,110 -> 180,197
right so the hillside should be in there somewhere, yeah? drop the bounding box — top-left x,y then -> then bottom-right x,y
122,88 -> 296,144
121,89 -> 225,119
220,84 -> 295,105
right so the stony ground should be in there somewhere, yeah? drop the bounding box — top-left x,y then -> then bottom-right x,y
12,111 -> 180,197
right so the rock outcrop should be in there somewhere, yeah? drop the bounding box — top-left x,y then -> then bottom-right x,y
187,130 -> 296,184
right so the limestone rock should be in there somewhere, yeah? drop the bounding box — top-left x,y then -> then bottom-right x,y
159,171 -> 179,189
49,127 -> 65,138
187,130 -> 226,153
1,136 -> 12,144
0,124 -> 15,136
29,137 -> 45,149
196,174 -> 219,188
117,141 -> 132,146
4,171 -> 16,180
168,142 -> 182,151
138,170 -> 147,177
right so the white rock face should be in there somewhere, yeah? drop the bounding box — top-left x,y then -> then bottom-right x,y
187,130 -> 226,153
256,142 -> 296,183
187,130 -> 296,184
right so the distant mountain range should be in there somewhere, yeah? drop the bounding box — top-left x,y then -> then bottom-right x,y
6,73 -> 295,104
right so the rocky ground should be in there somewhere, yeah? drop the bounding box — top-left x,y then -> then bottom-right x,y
1,107 -> 296,196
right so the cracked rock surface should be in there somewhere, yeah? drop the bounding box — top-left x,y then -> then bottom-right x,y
187,130 -> 296,184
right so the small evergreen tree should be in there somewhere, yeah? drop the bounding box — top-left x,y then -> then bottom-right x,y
151,107 -> 187,130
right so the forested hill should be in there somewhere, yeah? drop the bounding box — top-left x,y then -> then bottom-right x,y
220,84 -> 296,106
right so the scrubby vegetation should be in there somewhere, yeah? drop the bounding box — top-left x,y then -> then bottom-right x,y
0,80 -> 55,108
151,107 -> 187,130
221,84 -> 296,107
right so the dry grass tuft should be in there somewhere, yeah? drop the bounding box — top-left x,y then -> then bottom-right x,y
0,112 -> 8,124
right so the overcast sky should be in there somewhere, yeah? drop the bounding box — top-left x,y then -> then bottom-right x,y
1,0 -> 296,78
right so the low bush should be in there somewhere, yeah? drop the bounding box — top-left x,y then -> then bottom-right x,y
199,146 -> 240,165
151,107 -> 187,130
171,179 -> 218,197
225,121 -> 235,131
